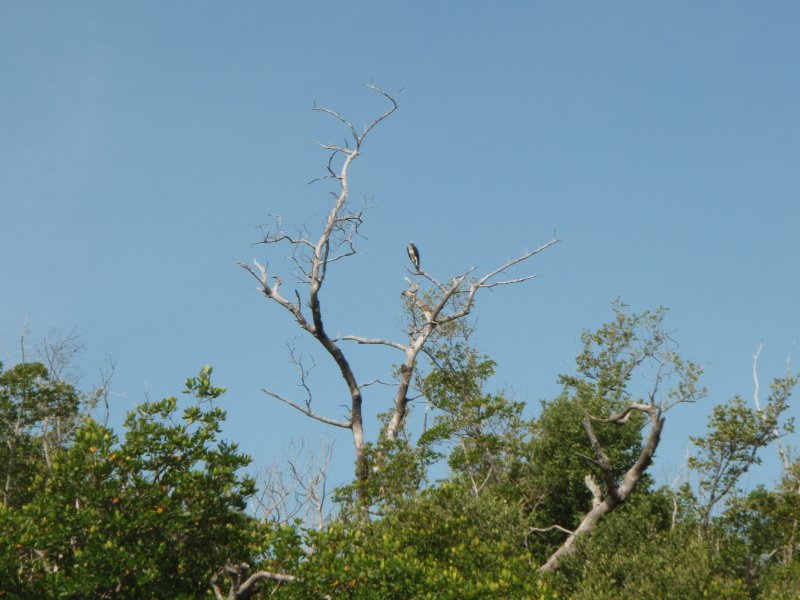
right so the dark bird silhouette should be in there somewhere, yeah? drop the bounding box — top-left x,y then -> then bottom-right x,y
407,241 -> 420,272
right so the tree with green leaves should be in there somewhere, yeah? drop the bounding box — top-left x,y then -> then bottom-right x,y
531,302 -> 706,572
0,360 -> 80,509
0,365 -> 259,598
690,373 -> 796,527
4,304 -> 799,597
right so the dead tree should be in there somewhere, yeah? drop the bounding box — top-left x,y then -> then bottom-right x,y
240,85 -> 558,494
252,436 -> 334,530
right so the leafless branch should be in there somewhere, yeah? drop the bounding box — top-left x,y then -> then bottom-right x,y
243,86 -> 560,510
384,238 -> 559,442
530,524 -> 576,536
244,87 -> 400,488
669,451 -> 689,530
585,474 -> 602,507
360,379 -> 399,388
479,275 -> 537,288
212,562 -> 297,600
262,389 -> 351,429
411,269 -> 449,292
752,343 -> 792,474
253,463 -> 302,525
37,329 -> 85,384
337,335 -> 407,351
590,402 -> 654,424
753,342 -> 764,412
254,437 -> 335,530
439,239 -> 559,326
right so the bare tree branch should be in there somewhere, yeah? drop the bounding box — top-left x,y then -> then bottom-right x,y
254,437 -> 335,530
440,239 -> 560,326
479,275 -> 537,288
360,378 -> 399,388
752,342 -> 792,474
753,342 -> 764,412
530,524 -> 576,536
262,389 -> 351,429
212,562 -> 298,600
384,238 -> 559,442
585,474 -> 602,507
590,402 -> 655,425
337,335 -> 407,351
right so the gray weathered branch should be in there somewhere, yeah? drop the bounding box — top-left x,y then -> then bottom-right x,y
386,238 -> 560,441
212,562 -> 297,600
262,389 -> 351,429
243,87 -> 398,487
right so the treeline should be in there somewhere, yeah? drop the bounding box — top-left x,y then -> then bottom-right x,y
1,303 -> 798,598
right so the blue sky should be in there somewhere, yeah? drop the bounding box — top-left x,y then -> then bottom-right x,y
2,2 -> 799,492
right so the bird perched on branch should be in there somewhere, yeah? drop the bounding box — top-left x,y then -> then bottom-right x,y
407,241 -> 420,272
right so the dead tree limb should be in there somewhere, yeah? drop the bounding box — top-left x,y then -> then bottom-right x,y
254,436 -> 334,530
241,86 -> 558,494
752,342 -> 792,474
387,238 -> 559,441
240,85 -> 397,484
211,562 -> 297,600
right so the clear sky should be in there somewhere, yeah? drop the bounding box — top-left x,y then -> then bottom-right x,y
2,2 -> 799,492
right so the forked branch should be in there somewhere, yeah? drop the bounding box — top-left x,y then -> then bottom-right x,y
385,237 -> 560,441
211,562 -> 297,600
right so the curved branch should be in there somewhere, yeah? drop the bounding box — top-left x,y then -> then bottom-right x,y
240,570 -> 296,588
411,268 -> 448,292
238,260 -> 313,333
590,402 -> 654,424
212,562 -> 298,600
337,335 -> 407,352
530,524 -> 576,536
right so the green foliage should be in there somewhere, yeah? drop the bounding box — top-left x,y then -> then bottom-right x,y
419,340 -> 527,495
759,561 -> 800,600
335,435 -> 431,517
284,484 -> 545,599
526,388 -> 645,537
548,487 -> 800,599
0,366 -> 257,598
524,302 -> 700,542
690,373 -> 797,525
3,301 -> 799,598
0,361 -> 82,508
720,484 -> 800,581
